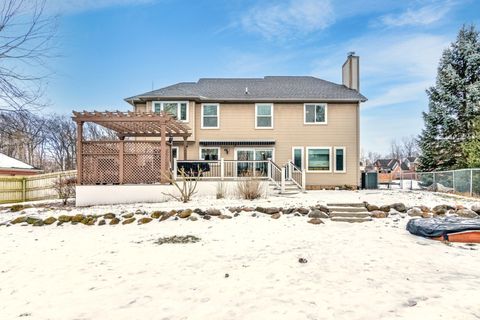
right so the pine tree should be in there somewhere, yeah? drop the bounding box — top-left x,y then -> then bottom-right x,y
462,117 -> 480,167
418,25 -> 480,171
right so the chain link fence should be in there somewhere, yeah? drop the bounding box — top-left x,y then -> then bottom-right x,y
382,168 -> 480,197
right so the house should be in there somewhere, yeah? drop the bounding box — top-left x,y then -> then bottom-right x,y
374,159 -> 401,174
401,157 -> 419,172
74,54 -> 366,205
125,54 -> 366,188
0,153 -> 41,176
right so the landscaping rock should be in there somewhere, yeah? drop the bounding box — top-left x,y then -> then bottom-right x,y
178,209 -> 192,219
150,211 -> 163,219
308,209 -> 329,219
296,207 -> 310,215
33,220 -> 44,226
103,213 -> 116,219
282,208 -> 294,214
379,205 -> 390,213
242,207 -> 255,212
135,209 -> 145,215
202,215 -> 211,220
265,207 -> 280,214
255,207 -> 266,213
10,205 -> 26,212
98,219 -> 106,226
218,214 -> 232,219
391,203 -> 406,213
43,217 -> 57,225
122,213 -> 134,219
456,208 -> 479,218
122,217 -> 136,225
417,205 -> 430,213
233,213 -> 240,217
109,218 -> 120,225
471,203 -> 480,214
271,213 -> 281,219
11,216 -> 27,224
366,203 -> 379,212
206,208 -> 221,216
81,217 -> 96,225
193,208 -> 205,215
407,207 -> 423,217
58,215 -> 72,222
72,214 -> 85,223
421,212 -> 433,218
26,217 -> 41,225
432,205 -> 454,215
307,218 -> 324,225
138,217 -> 153,224
188,216 -> 198,221
160,210 -> 176,221
370,210 -> 388,218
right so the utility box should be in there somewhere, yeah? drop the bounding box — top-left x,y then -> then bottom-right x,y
361,171 -> 378,189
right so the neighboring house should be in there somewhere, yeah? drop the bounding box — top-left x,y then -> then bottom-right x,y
0,153 -> 41,176
125,54 -> 367,188
402,157 -> 419,172
374,159 -> 401,174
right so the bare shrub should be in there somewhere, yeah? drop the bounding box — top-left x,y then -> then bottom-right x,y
162,168 -> 201,203
216,182 -> 227,199
236,172 -> 263,200
53,176 -> 76,205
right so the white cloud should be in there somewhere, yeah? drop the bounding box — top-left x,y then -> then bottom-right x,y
45,0 -> 153,14
380,1 -> 455,27
240,0 -> 334,40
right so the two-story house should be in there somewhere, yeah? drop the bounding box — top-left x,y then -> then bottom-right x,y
124,54 -> 366,188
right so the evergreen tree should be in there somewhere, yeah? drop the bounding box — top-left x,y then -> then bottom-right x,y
418,25 -> 480,171
462,117 -> 480,167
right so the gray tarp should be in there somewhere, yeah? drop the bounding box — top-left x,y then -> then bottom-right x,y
406,217 -> 480,238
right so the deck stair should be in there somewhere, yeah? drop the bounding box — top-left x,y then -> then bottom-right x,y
327,203 -> 372,223
269,181 -> 302,195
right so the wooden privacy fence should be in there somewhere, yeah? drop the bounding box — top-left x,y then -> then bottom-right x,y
0,170 -> 77,204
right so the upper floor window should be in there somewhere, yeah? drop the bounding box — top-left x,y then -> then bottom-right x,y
152,101 -> 188,121
201,104 -> 219,129
255,103 -> 273,129
304,103 -> 327,124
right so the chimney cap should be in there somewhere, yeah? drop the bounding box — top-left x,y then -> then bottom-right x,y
348,51 -> 356,57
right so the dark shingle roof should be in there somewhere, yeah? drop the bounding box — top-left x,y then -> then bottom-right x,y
375,159 -> 399,171
125,76 -> 367,103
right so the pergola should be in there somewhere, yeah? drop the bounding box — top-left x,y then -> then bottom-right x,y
72,111 -> 192,185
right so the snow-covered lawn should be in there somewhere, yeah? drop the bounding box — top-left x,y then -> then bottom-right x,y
0,190 -> 479,320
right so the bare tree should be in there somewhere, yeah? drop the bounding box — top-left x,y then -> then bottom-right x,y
45,114 -> 77,171
389,139 -> 403,161
400,135 -> 419,158
0,0 -> 57,112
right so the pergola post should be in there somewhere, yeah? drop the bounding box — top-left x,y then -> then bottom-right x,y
76,121 -> 83,185
160,123 -> 167,183
183,136 -> 188,160
119,137 -> 124,184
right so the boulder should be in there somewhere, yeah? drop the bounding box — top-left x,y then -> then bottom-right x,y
271,213 -> 281,219
228,207 -> 237,213
282,208 -> 294,214
379,205 -> 390,213
370,210 -> 388,218
160,211 -> 176,221
151,211 -> 163,219
188,216 -> 198,221
33,220 -> 44,226
202,215 -> 211,220
193,208 -> 205,215
471,203 -> 480,214
135,209 -> 145,215
218,214 -> 232,219
456,208 -> 479,218
243,207 -> 255,212
122,217 -> 136,225
138,217 -> 153,224
390,203 -> 406,213
72,214 -> 85,223
432,205 -> 454,215
43,217 -> 57,225
109,218 -> 120,225
255,207 -> 266,213
417,205 -> 430,213
11,216 -> 27,224
103,213 -> 116,219
265,207 -> 280,214
407,207 -> 423,217
81,217 -> 96,225
366,204 -> 379,212
122,213 -> 134,219
26,217 -> 41,225
178,209 -> 192,219
58,215 -> 72,222
296,207 -> 310,215
308,209 -> 329,219
307,218 -> 324,225
98,219 -> 106,226
421,212 -> 433,218
206,208 -> 221,216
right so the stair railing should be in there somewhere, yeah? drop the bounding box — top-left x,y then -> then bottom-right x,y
287,160 -> 306,191
267,159 -> 285,193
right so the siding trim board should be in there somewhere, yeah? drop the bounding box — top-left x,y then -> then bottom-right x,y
199,140 -> 275,146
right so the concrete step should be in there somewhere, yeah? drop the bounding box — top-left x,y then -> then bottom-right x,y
330,212 -> 371,218
327,203 -> 366,208
328,206 -> 367,213
331,216 -> 372,223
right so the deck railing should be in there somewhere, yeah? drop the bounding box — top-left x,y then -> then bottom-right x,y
287,160 -> 306,191
174,159 -> 271,180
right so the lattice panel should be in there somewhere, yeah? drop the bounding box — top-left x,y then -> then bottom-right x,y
82,155 -> 120,184
124,154 -> 161,184
83,142 -> 120,154
124,142 -> 161,154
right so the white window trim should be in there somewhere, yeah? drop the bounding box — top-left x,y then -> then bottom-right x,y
304,103 -> 328,125
152,101 -> 189,122
306,146 -> 332,173
255,103 -> 274,129
199,147 -> 221,160
201,103 -> 220,129
334,146 -> 346,173
234,147 -> 275,161
291,146 -> 304,170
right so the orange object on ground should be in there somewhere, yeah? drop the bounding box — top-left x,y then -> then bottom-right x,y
432,231 -> 480,243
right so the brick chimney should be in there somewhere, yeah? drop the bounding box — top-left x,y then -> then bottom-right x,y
342,52 -> 360,91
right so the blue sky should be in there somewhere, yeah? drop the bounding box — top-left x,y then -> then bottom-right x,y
44,0 -> 480,154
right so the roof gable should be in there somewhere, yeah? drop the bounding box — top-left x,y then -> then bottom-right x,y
0,153 -> 35,170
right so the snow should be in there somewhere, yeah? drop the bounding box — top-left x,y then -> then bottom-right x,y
0,153 -> 35,169
1,190 -> 480,319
